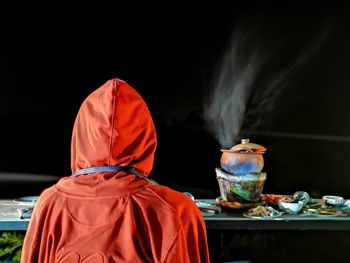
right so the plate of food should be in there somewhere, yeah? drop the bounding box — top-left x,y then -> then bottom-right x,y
302,207 -> 346,217
13,196 -> 39,207
216,197 -> 262,210
243,205 -> 283,219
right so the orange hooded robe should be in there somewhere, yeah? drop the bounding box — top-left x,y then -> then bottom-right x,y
21,78 -> 210,263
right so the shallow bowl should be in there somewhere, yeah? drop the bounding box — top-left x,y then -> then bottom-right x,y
322,195 -> 345,206
278,199 -> 303,214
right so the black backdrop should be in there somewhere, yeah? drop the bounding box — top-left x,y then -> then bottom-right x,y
1,1 -> 350,199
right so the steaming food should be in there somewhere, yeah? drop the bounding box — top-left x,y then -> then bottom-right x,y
216,138 -> 267,203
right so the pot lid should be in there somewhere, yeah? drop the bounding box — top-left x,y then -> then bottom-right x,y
221,138 -> 266,154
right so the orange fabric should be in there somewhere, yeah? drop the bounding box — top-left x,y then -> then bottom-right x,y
21,78 -> 210,263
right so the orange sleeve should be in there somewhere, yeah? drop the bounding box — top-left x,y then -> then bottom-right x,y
21,189 -> 54,263
164,209 -> 210,263
21,204 -> 40,263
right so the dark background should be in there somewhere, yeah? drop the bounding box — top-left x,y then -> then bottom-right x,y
1,1 -> 350,200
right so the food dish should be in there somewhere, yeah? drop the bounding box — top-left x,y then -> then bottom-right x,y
322,195 -> 345,206
243,205 -> 283,218
302,207 -> 346,217
13,196 -> 39,206
301,212 -> 345,218
260,194 -> 293,205
243,210 -> 283,219
216,197 -> 262,210
216,168 -> 266,202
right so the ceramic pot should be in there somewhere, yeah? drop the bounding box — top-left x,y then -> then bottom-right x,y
220,138 -> 266,174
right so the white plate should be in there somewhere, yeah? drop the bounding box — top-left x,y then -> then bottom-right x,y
243,211 -> 283,219
13,196 -> 39,206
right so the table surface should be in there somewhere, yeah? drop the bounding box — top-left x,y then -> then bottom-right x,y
2,199 -> 350,231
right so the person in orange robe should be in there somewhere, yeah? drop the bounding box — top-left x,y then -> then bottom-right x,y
21,78 -> 210,263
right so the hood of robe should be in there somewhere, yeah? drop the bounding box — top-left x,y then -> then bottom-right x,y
56,78 -> 157,196
71,78 -> 157,175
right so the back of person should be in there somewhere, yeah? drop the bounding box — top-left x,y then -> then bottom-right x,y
21,78 -> 210,263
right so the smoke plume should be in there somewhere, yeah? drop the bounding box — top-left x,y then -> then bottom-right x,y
204,22 -> 332,149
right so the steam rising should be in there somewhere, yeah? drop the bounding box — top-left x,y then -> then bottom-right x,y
204,28 -> 264,148
204,23 -> 332,149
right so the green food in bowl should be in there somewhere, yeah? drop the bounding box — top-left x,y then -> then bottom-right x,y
216,168 -> 266,202
230,179 -> 266,201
